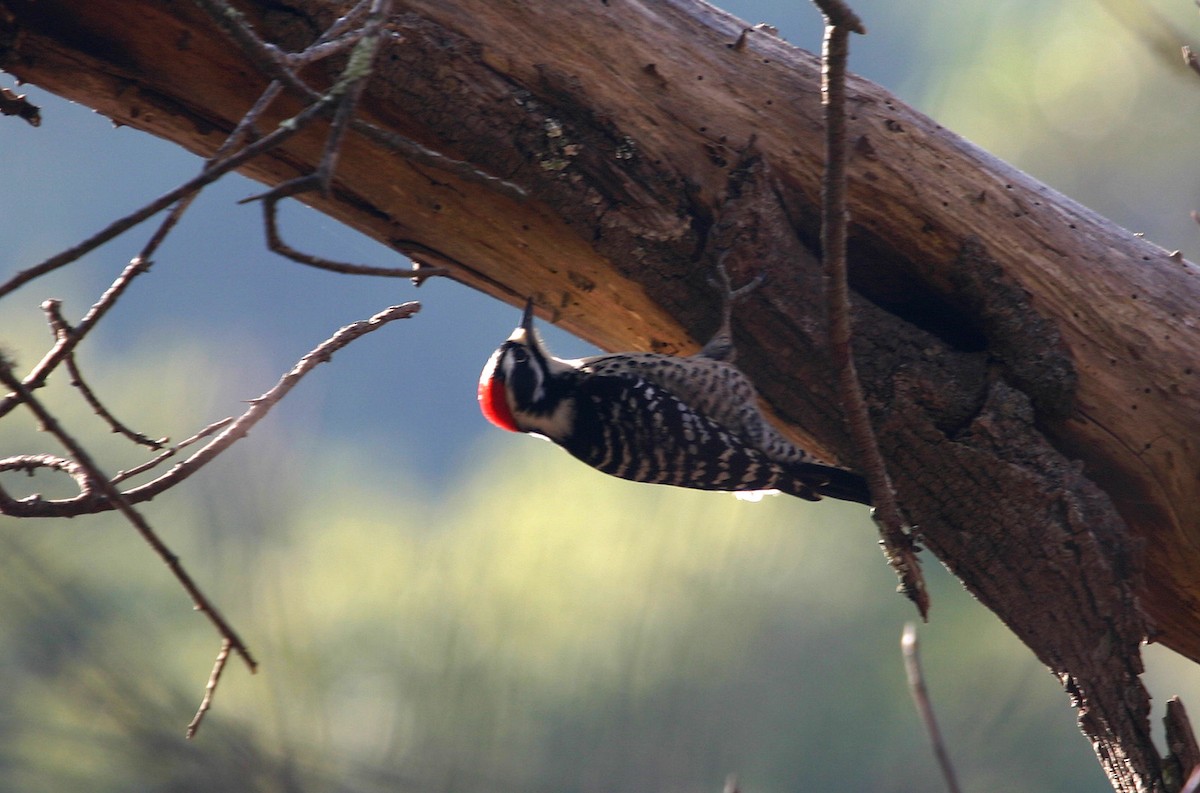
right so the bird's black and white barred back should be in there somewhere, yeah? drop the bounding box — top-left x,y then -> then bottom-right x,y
477,273 -> 871,506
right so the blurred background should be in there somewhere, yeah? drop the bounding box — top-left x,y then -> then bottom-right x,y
3,0 -> 1200,790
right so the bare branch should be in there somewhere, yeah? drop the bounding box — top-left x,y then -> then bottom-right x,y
0,356 -> 258,677
811,1 -> 927,615
192,0 -> 527,201
63,352 -> 167,450
0,454 -> 96,512
902,623 -> 962,793
111,418 -> 234,485
810,0 -> 865,34
296,1 -> 376,63
186,639 -> 233,739
0,303 -> 422,518
0,90 -> 336,301
198,0 -> 447,282
248,167 -> 449,280
109,1 -> 377,324
40,301 -> 167,450
0,259 -> 153,421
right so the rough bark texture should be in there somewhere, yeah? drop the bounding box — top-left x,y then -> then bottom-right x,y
3,1 -> 1199,790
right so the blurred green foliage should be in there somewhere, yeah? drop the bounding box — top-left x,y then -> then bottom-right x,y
0,427 -> 1122,792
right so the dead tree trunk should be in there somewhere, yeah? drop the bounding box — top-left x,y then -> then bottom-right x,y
3,1 -> 1199,790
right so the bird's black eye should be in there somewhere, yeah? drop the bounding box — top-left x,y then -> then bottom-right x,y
506,345 -> 544,407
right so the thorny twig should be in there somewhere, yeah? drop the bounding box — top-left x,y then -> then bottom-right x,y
0,0 -> 395,304
0,303 -> 423,518
902,624 -> 962,793
63,354 -> 166,450
0,92 -> 333,301
42,300 -> 166,450
0,357 -> 259,669
0,2 -> 402,413
111,417 -> 234,485
187,639 -> 233,739
192,0 -> 527,200
0,454 -> 93,503
1,258 -> 154,419
0,1 -> 444,733
0,302 -> 423,732
811,0 -> 928,616
199,0 -> 444,280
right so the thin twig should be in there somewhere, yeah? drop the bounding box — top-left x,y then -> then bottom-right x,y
0,81 -> 309,417
0,89 -> 348,425
1,303 -> 422,518
902,623 -> 962,793
0,357 -> 258,676
191,0 -> 318,99
233,0 -> 443,283
256,186 -> 446,279
64,354 -> 167,450
186,639 -> 233,739
0,260 -> 153,421
811,0 -> 865,33
0,454 -> 95,513
192,0 -> 527,200
41,300 -> 167,450
298,11 -> 373,64
0,91 -> 336,301
811,0 -> 928,615
111,417 -> 234,485
237,0 -> 387,204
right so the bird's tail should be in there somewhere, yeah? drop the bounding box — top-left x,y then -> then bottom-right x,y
785,462 -> 872,506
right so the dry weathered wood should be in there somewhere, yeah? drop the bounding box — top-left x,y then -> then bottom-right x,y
3,1 -> 1199,790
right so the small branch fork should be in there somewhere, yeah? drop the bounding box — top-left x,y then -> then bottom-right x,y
1,302 -> 422,736
1,302 -> 421,517
193,0 -> 522,279
0,356 -> 259,683
0,0 -> 496,735
809,0 -> 928,616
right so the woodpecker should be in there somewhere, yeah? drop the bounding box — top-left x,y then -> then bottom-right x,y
477,286 -> 871,506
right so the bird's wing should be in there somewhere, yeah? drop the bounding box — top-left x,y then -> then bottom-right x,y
559,368 -> 866,502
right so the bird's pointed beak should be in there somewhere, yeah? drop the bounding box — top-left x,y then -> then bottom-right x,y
521,297 -> 536,333
505,297 -> 538,344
